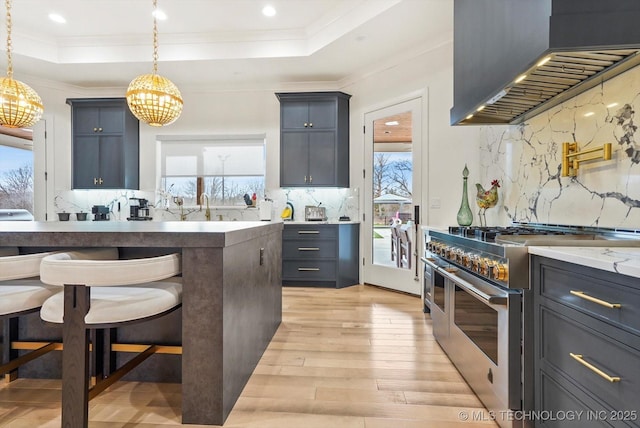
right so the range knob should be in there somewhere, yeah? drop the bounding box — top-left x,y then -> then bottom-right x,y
464,254 -> 474,269
480,259 -> 495,277
445,247 -> 455,260
439,246 -> 448,257
471,257 -> 482,273
492,263 -> 509,281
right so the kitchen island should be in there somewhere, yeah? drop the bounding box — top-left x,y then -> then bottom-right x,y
0,221 -> 283,426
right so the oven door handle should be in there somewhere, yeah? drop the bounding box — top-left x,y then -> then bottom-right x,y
437,266 -> 508,306
421,257 -> 441,270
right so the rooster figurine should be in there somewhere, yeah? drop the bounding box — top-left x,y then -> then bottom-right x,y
475,179 -> 500,227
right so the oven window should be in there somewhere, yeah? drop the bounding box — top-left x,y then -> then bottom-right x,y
433,270 -> 445,312
453,285 -> 498,364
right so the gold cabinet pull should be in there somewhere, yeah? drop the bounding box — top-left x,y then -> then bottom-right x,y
570,290 -> 621,309
298,247 -> 320,251
298,267 -> 320,271
298,231 -> 320,234
569,353 -> 621,383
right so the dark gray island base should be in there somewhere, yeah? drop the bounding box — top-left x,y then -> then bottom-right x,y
0,221 -> 283,426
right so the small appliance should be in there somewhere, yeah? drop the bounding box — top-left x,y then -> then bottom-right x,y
304,205 -> 326,221
259,199 -> 273,221
280,202 -> 294,221
128,198 -> 153,221
91,205 -> 110,221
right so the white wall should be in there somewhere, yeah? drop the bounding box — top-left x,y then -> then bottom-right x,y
343,40 -> 481,228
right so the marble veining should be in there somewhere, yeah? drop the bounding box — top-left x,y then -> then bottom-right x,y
479,66 -> 640,228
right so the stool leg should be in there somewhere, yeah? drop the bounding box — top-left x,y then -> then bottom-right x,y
2,318 -> 19,382
62,285 -> 90,428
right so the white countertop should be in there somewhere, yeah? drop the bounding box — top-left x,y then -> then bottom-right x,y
529,246 -> 640,279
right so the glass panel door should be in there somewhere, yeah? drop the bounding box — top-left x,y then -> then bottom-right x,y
363,97 -> 422,294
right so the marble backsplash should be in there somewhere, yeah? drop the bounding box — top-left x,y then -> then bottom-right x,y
478,65 -> 640,229
53,187 -> 360,222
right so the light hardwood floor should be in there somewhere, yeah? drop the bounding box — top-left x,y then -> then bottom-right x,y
0,285 -> 497,427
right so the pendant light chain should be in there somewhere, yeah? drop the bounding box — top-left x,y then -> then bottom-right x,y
152,0 -> 158,75
125,0 -> 183,126
5,0 -> 12,78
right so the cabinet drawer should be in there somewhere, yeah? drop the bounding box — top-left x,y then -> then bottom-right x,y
539,305 -> 640,414
283,240 -> 336,259
283,261 -> 336,281
538,370 -> 622,428
538,261 -> 640,334
283,225 -> 337,240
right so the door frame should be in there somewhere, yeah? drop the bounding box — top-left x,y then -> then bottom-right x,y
362,94 -> 425,295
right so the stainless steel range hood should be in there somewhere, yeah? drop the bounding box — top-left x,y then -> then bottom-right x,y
451,0 -> 640,126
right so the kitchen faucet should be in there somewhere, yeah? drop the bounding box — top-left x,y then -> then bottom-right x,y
199,193 -> 211,221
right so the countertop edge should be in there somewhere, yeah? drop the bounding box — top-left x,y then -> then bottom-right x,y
529,246 -> 640,279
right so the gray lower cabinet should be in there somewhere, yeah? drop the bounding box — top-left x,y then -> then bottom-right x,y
276,92 -> 350,188
67,98 -> 140,189
531,256 -> 640,428
282,223 -> 359,288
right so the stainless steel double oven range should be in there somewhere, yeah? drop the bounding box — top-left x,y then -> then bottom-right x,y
421,223 -> 640,428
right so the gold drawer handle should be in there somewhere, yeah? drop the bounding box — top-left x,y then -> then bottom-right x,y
569,353 -> 620,383
298,247 -> 320,251
298,231 -> 320,234
298,267 -> 320,271
570,290 -> 621,309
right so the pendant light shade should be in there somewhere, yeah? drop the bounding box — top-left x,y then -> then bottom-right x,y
126,0 -> 183,126
0,0 -> 43,128
126,73 -> 182,127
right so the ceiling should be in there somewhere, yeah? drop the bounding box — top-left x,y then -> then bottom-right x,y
1,0 -> 453,90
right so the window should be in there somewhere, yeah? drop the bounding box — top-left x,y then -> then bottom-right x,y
0,144 -> 33,213
159,134 -> 266,206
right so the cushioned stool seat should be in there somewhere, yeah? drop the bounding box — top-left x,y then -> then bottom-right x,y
38,247 -> 182,428
0,248 -> 62,381
0,281 -> 59,316
41,282 -> 182,324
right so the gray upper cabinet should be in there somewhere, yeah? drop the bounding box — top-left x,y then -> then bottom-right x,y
276,92 -> 351,187
67,98 -> 140,190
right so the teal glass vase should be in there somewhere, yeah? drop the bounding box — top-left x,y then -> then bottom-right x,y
456,165 -> 473,226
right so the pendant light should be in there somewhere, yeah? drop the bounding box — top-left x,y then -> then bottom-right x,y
126,0 -> 183,127
0,0 -> 43,128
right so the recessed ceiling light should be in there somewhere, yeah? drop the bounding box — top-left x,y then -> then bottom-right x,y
385,121 -> 399,126
48,13 -> 66,24
262,5 -> 276,17
607,102 -> 619,108
514,74 -> 527,83
584,112 -> 595,117
476,105 -> 485,112
466,114 -> 473,120
152,9 -> 167,20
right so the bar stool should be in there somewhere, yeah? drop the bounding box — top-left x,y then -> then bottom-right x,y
0,247 -> 62,382
39,247 -> 182,427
